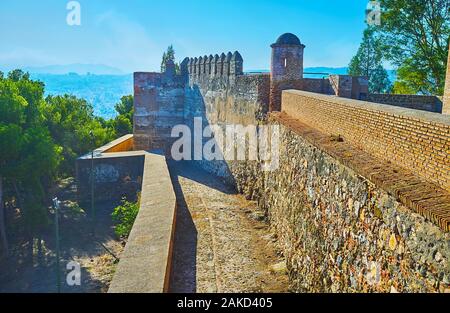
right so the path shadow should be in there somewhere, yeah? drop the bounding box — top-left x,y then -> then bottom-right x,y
170,160 -> 237,195
168,162 -> 198,293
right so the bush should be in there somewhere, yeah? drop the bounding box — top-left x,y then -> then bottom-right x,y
111,199 -> 139,238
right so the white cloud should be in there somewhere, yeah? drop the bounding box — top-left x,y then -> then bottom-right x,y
92,10 -> 162,72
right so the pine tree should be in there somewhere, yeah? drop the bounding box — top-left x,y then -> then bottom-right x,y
160,45 -> 180,73
349,27 -> 391,93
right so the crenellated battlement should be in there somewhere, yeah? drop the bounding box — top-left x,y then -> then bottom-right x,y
185,51 -> 243,84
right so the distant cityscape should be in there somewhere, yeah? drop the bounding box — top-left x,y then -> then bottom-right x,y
1,64 -> 396,119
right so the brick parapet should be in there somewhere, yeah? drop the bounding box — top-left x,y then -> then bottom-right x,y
270,112 -> 450,232
281,90 -> 450,191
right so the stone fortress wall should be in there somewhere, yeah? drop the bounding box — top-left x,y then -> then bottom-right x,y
132,33 -> 450,292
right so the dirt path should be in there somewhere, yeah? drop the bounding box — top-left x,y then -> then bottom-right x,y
169,162 -> 289,293
0,178 -> 123,293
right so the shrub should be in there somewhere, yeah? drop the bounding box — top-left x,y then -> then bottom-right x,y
111,199 -> 139,238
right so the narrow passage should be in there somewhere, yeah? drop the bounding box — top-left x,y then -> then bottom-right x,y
169,161 -> 289,293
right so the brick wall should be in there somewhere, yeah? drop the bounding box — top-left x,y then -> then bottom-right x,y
282,90 -> 450,191
368,94 -> 443,113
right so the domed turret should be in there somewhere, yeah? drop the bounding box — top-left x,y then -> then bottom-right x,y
270,33 -> 306,112
273,33 -> 302,46
270,32 -> 305,82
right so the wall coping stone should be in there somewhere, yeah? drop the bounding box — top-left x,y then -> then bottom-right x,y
78,134 -> 134,159
108,152 -> 177,293
77,134 -> 177,291
284,90 -> 450,126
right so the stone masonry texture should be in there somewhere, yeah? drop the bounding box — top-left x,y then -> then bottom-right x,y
261,119 -> 450,292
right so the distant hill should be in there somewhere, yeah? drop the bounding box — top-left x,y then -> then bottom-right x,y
1,66 -> 397,120
1,63 -> 125,75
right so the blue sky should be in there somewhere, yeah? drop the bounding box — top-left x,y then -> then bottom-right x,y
0,0 -> 371,73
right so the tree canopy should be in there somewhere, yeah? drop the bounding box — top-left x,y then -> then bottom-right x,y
378,0 -> 450,95
0,71 -> 61,251
0,70 -> 134,257
160,45 -> 180,74
349,27 -> 392,93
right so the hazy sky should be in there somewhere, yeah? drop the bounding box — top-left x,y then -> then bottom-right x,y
0,0 -> 371,73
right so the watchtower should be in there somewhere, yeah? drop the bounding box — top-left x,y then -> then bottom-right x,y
270,33 -> 305,111
270,33 -> 305,83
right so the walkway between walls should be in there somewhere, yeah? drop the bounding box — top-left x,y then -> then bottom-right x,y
168,161 -> 289,293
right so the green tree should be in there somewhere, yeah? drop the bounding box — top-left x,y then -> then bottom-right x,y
115,95 -> 133,117
160,45 -> 180,73
379,0 -> 450,95
0,79 -> 26,256
43,95 -> 114,176
112,95 -> 134,137
349,27 -> 391,93
111,199 -> 139,238
0,72 -> 61,258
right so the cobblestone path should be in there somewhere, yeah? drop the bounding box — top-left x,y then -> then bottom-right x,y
169,161 -> 289,293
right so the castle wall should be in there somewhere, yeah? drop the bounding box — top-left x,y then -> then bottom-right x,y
183,54 -> 270,183
301,78 -> 334,95
282,90 -> 450,191
257,116 -> 449,292
367,94 -> 443,113
209,87 -> 450,292
133,72 -> 185,152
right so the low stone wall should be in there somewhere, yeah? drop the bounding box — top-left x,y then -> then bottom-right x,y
367,94 -> 443,113
252,114 -> 449,292
77,134 -> 177,293
282,90 -> 450,191
108,153 -> 177,293
76,135 -> 143,203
